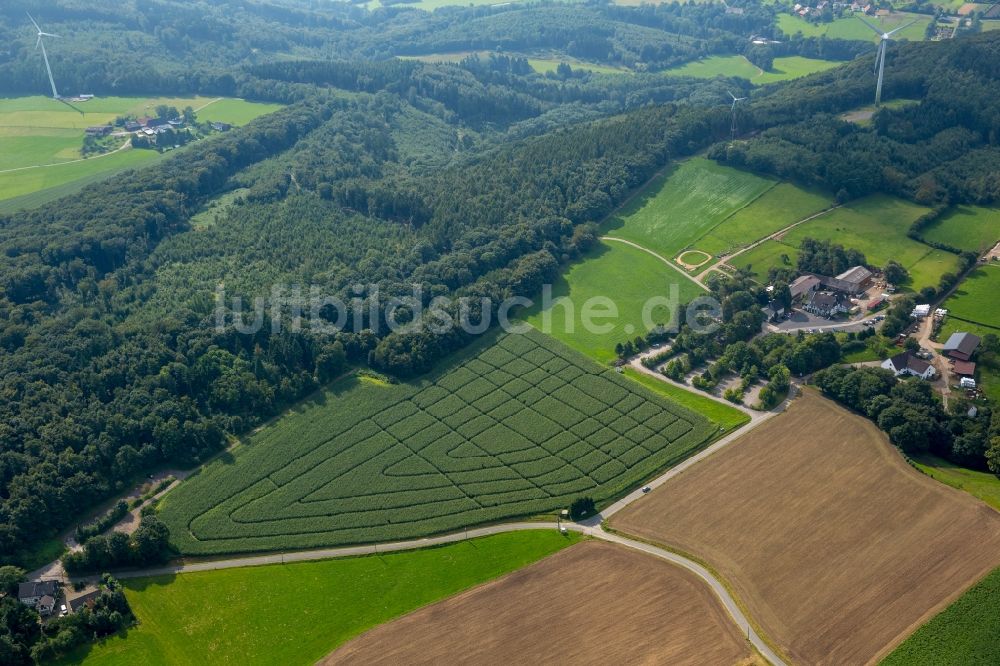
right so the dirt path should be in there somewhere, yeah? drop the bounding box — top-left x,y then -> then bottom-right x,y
694,205 -> 841,283
601,236 -> 708,290
0,139 -> 132,174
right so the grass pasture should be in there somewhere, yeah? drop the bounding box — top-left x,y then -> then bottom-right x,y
920,205 -> 1000,254
732,194 -> 962,289
603,157 -> 777,261
622,368 -> 749,430
882,566 -> 1000,666
66,531 -> 576,666
160,328 -> 718,555
611,391 -> 1000,664
0,95 -> 282,203
695,182 -> 832,257
777,12 -> 932,42
912,453 -> 1000,513
324,540 -> 754,665
521,240 -> 706,363
941,263 -> 1000,329
660,54 -> 840,83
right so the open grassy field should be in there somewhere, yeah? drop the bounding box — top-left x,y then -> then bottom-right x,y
911,453 -> 1000,513
695,182 -> 832,257
603,157 -> 777,261
610,390 -> 1000,665
160,328 -> 718,555
622,368 -> 749,430
882,565 -> 1000,665
323,540 -> 754,665
920,205 -> 1000,254
521,240 -> 706,363
661,54 -> 840,83
65,530 -> 576,665
732,194 -> 962,289
777,12 -> 932,42
0,95 -> 282,203
941,263 -> 1000,329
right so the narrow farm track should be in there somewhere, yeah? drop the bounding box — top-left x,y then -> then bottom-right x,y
0,138 -> 132,174
694,204 -> 842,283
601,236 -> 709,290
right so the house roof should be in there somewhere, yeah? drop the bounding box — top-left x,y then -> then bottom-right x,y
808,291 -> 841,310
835,265 -> 873,285
952,360 -> 976,376
18,580 -> 57,600
943,332 -> 981,357
67,589 -> 101,612
887,351 -> 931,376
790,275 -> 821,297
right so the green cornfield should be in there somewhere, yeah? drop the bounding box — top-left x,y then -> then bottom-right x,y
161,329 -> 717,555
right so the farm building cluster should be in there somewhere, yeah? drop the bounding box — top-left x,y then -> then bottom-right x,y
785,265 -> 876,319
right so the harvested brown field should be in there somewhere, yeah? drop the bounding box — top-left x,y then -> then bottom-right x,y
611,390 -> 1000,665
322,540 -> 753,666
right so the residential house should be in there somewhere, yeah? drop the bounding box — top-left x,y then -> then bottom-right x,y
943,332 -> 981,362
85,125 -> 111,137
18,580 -> 59,614
882,352 -> 937,380
764,302 -> 786,322
124,120 -> 141,132
211,121 -> 232,132
804,291 -> 847,317
67,589 -> 101,614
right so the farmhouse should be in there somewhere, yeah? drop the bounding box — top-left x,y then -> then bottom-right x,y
943,332 -> 981,361
211,121 -> 232,132
764,302 -> 786,322
124,120 -> 141,132
18,580 -> 59,614
85,125 -> 111,136
804,291 -> 847,317
882,352 -> 937,380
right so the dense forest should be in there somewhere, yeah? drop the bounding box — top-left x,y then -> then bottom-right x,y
1,0 -> 1000,565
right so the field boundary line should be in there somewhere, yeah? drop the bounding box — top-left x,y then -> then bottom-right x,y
193,97 -> 224,112
687,179 -> 780,251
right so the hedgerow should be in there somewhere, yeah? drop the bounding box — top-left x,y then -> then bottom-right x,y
160,329 -> 717,554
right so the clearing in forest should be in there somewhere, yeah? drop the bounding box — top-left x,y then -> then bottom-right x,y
611,390 -> 1000,665
160,329 -> 718,555
322,540 -> 754,666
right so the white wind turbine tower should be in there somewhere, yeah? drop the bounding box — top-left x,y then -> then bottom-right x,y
728,90 -> 747,141
856,15 -> 918,107
27,12 -> 61,99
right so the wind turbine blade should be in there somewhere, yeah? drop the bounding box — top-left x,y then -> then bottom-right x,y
874,40 -> 884,75
855,14 -> 885,36
26,12 -> 41,33
36,35 -> 41,50
886,19 -> 919,38
40,32 -> 60,38
727,90 -> 737,101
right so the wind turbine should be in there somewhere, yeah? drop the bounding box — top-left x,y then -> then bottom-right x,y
856,15 -> 918,107
728,90 -> 747,141
27,13 -> 61,99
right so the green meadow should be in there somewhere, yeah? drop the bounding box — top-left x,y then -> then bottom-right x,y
911,453 -> 1000,513
522,240 -> 706,363
777,12 -> 932,42
732,194 -> 962,289
941,264 -> 1000,329
695,182 -> 832,257
661,54 -> 840,83
920,205 -> 1000,254
65,531 -> 577,666
602,157 -> 777,262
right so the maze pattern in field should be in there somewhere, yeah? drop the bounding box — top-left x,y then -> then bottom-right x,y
162,330 -> 715,554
